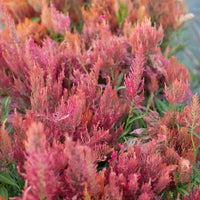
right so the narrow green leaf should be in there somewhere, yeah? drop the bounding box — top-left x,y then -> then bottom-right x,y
191,163 -> 200,177
156,99 -> 169,111
18,102 -> 27,113
138,118 -> 146,128
116,86 -> 126,91
155,100 -> 163,116
117,3 -> 128,29
175,44 -> 185,53
117,11 -> 122,22
119,125 -> 132,139
1,97 -> 11,123
129,115 -> 143,124
117,72 -> 124,87
0,171 -> 20,190
131,109 -> 141,116
175,123 -> 181,131
30,17 -> 41,22
169,191 -> 174,199
177,187 -> 188,196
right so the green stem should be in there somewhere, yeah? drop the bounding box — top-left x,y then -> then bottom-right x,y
124,100 -> 134,131
191,131 -> 196,155
172,103 -> 176,129
146,93 -> 154,112
190,113 -> 196,156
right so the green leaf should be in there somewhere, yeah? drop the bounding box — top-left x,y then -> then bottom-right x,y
128,115 -> 143,124
175,123 -> 181,131
156,99 -> 169,111
116,86 -> 125,91
116,3 -> 128,29
0,187 -> 8,200
0,88 -> 9,97
191,163 -> 200,177
117,72 -> 124,87
169,190 -> 174,199
155,98 -> 170,117
1,97 -> 11,123
177,187 -> 188,196
117,10 -> 122,22
155,100 -> 164,116
175,44 -> 185,53
119,125 -> 132,140
138,118 -> 146,128
71,20 -> 84,34
18,102 -> 27,113
50,30 -> 64,43
0,171 -> 20,190
30,17 -> 41,22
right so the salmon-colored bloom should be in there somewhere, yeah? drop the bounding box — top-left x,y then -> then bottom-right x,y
164,79 -> 191,106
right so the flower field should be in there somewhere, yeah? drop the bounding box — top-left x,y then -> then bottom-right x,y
0,0 -> 200,199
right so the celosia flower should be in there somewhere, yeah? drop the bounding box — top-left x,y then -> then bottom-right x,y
24,122 -> 60,199
61,136 -> 99,199
184,93 -> 200,130
178,158 -> 193,183
103,170 -> 123,200
129,18 -> 164,55
93,77 -> 128,130
109,151 -> 118,163
125,45 -> 144,106
164,79 -> 191,106
105,140 -> 176,199
16,18 -> 48,45
50,5 -> 71,35
165,56 -> 190,84
149,0 -> 186,32
41,3 -> 71,35
138,192 -> 151,200
1,0 -> 36,24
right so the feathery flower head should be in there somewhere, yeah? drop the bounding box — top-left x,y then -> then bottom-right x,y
164,79 -> 191,106
125,45 -> 144,107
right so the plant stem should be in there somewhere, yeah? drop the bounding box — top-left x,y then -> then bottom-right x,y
124,100 -> 134,131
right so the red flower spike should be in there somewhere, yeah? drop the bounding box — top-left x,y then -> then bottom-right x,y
24,122 -> 60,199
125,45 -> 144,107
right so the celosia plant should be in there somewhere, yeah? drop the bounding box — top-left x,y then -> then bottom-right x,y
0,0 -> 199,199
125,45 -> 144,107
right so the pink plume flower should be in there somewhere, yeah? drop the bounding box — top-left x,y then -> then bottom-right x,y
50,5 -> 71,34
125,45 -> 144,107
